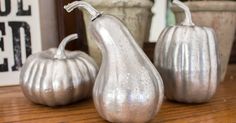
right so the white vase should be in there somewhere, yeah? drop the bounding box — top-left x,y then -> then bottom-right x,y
83,0 -> 153,65
173,1 -> 236,81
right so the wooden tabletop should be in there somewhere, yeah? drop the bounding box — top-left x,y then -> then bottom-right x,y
0,65 -> 236,123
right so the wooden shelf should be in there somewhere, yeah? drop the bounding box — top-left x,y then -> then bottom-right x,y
0,65 -> 236,123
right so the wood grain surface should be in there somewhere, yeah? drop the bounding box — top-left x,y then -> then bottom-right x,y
0,65 -> 236,123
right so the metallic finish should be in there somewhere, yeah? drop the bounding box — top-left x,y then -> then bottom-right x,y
65,2 -> 164,123
20,34 -> 98,107
154,0 -> 220,103
64,1 -> 101,21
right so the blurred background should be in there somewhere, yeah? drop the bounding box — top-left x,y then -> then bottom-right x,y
57,0 -> 236,63
0,0 -> 235,85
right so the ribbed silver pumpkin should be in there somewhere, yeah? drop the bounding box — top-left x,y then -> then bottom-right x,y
20,34 -> 98,106
65,2 -> 164,123
154,0 -> 220,103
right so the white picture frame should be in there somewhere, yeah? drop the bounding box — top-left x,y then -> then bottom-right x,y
149,0 -> 167,42
0,0 -> 58,86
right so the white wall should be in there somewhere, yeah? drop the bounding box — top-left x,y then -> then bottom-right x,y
149,0 -> 167,42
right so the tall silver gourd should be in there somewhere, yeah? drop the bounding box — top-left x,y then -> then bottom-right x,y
65,1 -> 164,123
154,0 -> 220,103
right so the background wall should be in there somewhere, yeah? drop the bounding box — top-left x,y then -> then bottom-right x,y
230,33 -> 236,64
149,0 -> 167,42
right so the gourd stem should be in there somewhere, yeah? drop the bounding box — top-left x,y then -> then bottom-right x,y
173,0 -> 194,26
64,1 -> 101,21
54,34 -> 78,59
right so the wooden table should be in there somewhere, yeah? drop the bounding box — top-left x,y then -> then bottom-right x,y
0,65 -> 236,123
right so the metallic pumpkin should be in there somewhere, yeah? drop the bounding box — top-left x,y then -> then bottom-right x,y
154,0 -> 220,103
20,34 -> 98,107
65,2 -> 164,123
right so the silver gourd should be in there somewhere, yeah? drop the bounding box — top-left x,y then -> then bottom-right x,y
20,34 -> 98,107
65,2 -> 164,123
154,0 -> 220,103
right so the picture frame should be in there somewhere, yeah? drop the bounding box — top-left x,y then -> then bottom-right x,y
0,0 -> 59,86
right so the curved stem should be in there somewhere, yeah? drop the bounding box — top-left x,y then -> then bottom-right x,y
173,0 -> 194,26
64,1 -> 101,21
54,34 -> 78,59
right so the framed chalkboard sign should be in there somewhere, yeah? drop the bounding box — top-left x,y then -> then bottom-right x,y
0,0 -> 59,86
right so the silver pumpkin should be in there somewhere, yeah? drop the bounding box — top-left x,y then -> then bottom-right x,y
20,34 -> 98,107
154,0 -> 220,103
65,2 -> 164,123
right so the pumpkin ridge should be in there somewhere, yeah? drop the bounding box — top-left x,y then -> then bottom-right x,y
77,56 -> 97,82
21,56 -> 38,85
44,60 -> 56,106
29,60 -> 42,102
38,60 -> 48,105
155,27 -> 169,67
43,60 -> 56,106
205,28 -> 218,101
78,57 -> 95,98
162,27 -> 177,100
74,58 -> 89,99
29,59 -> 41,103
79,57 -> 93,98
74,58 -> 86,101
159,27 -> 173,98
51,60 -> 64,105
68,59 -> 81,102
163,27 -> 174,67
170,26 -> 181,100
65,60 -> 75,104
201,27 -> 211,101
20,58 -> 37,102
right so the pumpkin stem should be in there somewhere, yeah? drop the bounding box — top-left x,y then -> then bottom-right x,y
173,0 -> 194,26
64,1 -> 101,21
54,34 -> 78,59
